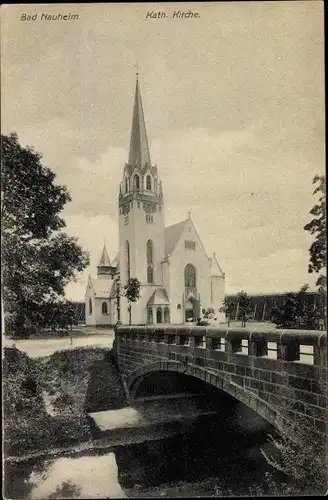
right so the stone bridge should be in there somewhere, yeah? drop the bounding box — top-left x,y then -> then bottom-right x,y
113,325 -> 327,436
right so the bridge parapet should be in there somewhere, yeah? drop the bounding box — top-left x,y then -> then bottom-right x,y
114,325 -> 327,435
115,325 -> 327,365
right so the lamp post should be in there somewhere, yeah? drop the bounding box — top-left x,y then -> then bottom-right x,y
116,279 -> 122,325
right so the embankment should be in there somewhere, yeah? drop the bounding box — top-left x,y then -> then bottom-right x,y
3,345 -> 127,458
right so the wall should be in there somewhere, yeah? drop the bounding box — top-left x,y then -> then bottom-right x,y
169,220 -> 212,324
119,199 -> 165,286
119,196 -> 165,325
211,275 -> 225,318
85,281 -> 96,326
94,298 -> 112,326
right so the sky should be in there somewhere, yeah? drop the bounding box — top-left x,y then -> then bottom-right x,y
1,2 -> 325,300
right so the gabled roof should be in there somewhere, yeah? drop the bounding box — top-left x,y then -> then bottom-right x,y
111,252 -> 119,270
90,277 -> 114,298
164,219 -> 188,256
210,252 -> 225,277
146,288 -> 170,306
128,77 -> 151,169
98,245 -> 111,267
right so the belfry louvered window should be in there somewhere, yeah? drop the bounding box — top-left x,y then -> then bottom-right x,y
147,239 -> 154,284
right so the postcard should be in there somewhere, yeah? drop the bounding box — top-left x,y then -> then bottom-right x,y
1,2 -> 326,498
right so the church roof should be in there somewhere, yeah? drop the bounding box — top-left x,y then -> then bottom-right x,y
146,288 -> 170,306
164,219 -> 188,256
90,277 -> 114,298
128,77 -> 151,169
210,252 -> 224,277
111,253 -> 119,270
98,245 -> 111,267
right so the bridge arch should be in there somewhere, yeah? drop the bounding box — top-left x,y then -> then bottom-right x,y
127,360 -> 284,432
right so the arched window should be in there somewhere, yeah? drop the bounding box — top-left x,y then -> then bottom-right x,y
147,307 -> 153,324
156,307 -> 162,324
184,264 -> 196,290
125,177 -> 128,193
102,302 -> 108,314
125,240 -> 130,280
146,239 -> 153,264
89,298 -> 92,315
134,174 -> 140,190
164,307 -> 170,324
147,267 -> 153,284
146,175 -> 152,190
146,240 -> 154,283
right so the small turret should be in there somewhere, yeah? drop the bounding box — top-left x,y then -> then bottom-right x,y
97,244 -> 112,278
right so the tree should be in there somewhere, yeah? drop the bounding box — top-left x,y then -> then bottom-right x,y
237,291 -> 253,326
304,175 -> 326,290
220,296 -> 236,325
41,299 -> 77,331
1,133 -> 89,338
271,284 -> 317,330
123,278 -> 141,325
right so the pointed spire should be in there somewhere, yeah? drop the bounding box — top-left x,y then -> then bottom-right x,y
128,75 -> 151,169
99,244 -> 111,267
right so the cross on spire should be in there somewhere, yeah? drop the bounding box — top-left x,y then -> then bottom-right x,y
135,61 -> 139,78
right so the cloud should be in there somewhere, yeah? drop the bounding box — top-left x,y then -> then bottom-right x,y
1,2 -> 324,301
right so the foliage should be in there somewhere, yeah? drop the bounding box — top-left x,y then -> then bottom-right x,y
3,346 -> 113,458
236,291 -> 253,319
219,296 -> 236,319
271,284 -> 319,329
220,291 -> 252,324
1,133 -> 89,338
202,307 -> 215,319
304,174 -> 326,289
260,420 -> 326,495
123,277 -> 141,325
42,299 -> 78,330
3,347 -> 54,456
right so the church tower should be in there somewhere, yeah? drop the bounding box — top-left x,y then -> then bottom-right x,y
118,74 -> 165,324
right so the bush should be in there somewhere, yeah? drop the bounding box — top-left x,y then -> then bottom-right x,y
3,347 -> 31,374
261,421 -> 326,495
53,393 -> 75,409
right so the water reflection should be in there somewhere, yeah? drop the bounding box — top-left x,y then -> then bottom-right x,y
5,410 -> 273,499
47,481 -> 82,499
29,455 -> 125,499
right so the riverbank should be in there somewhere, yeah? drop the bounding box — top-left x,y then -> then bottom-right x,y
3,345 -> 126,459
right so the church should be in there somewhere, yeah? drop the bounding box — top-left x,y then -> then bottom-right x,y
85,75 -> 226,326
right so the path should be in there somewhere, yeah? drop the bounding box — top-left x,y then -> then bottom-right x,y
2,329 -> 113,358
